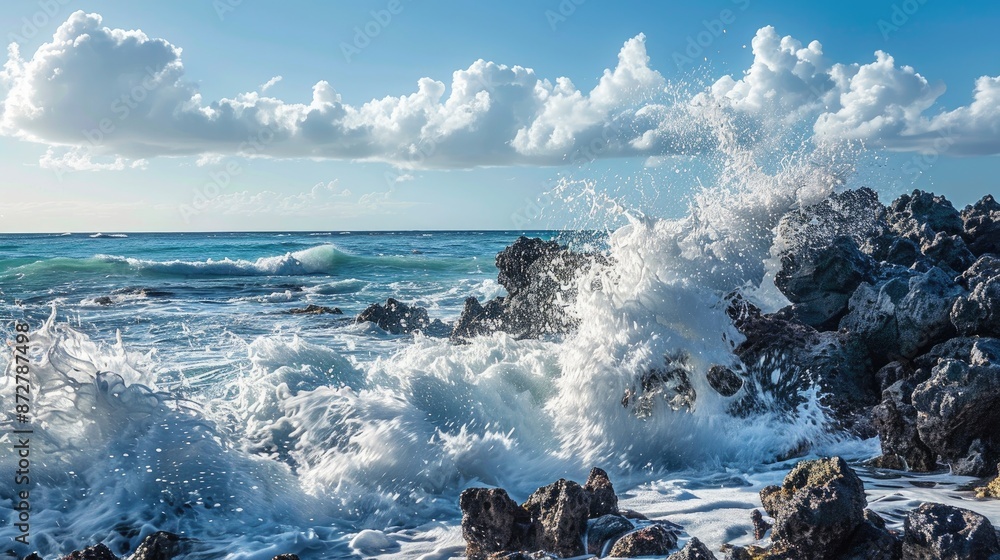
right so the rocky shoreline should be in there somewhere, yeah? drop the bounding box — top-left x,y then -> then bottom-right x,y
457,457 -> 1000,559
24,188 -> 1000,559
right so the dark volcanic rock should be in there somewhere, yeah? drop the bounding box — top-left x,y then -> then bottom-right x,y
586,514 -> 633,556
286,304 -> 342,315
758,457 -> 866,560
583,467 -> 619,518
707,365 -> 743,397
776,188 -> 887,257
902,502 -> 1000,559
22,554 -> 43,560
840,267 -> 963,364
871,379 -> 937,472
356,298 -> 438,334
911,337 -> 1000,476
607,524 -> 679,558
452,237 -> 603,340
774,236 -> 876,329
61,544 -> 118,560
751,508 -> 771,540
730,298 -> 875,424
271,555 -> 299,560
460,488 -> 534,560
887,190 -> 966,245
962,194 -> 1000,256
131,532 -> 183,560
838,515 -> 900,560
951,256 -> 1000,337
521,479 -> 590,558
668,537 -> 718,559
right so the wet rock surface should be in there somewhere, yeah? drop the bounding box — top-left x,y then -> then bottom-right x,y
60,544 -> 119,560
452,236 -> 603,340
902,502 -> 1000,559
356,297 -> 447,335
607,524 -> 679,558
130,532 -> 183,560
667,537 -> 718,559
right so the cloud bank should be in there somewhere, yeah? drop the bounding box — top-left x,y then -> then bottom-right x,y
2,12 -> 999,172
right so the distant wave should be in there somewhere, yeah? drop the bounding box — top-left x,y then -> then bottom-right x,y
1,244 -> 478,280
90,233 -> 128,238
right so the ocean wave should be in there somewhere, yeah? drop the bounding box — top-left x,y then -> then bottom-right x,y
1,244 -> 479,281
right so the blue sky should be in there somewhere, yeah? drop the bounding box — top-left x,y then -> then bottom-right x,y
0,0 -> 998,232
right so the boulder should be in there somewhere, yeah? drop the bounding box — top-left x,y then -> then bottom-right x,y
356,298 -> 443,334
452,237 -> 604,341
887,190 -> 966,246
668,537 -> 718,560
607,524 -> 679,558
962,194 -> 1000,256
460,488 -> 534,560
902,502 -> 1000,559
774,236 -> 876,329
758,457 -> 866,560
911,337 -> 1000,476
521,479 -> 590,558
271,556 -> 299,560
730,298 -> 876,425
61,544 -> 118,560
586,514 -> 633,556
871,379 -> 937,472
951,256 -> 1000,337
707,365 -> 743,397
975,464 -> 1000,498
840,267 -> 964,364
22,554 -> 44,560
285,304 -> 342,315
130,532 -> 183,560
583,467 -> 619,518
837,510 -> 900,560
774,188 -> 888,258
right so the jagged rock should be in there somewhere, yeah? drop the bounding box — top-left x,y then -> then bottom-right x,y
668,537 -> 718,559
730,298 -> 875,424
285,304 -> 342,315
775,188 -> 888,257
840,267 -> 964,364
751,509 -> 771,540
624,357 -> 698,415
460,488 -> 534,560
875,361 -> 914,394
837,510 -> 900,560
887,190 -> 966,245
920,232 -> 974,274
902,502 -> 1000,559
271,555 -> 299,560
758,457 -> 866,560
774,236 -> 876,329
975,463 -> 1000,498
962,194 -> 1000,256
586,514 -> 633,556
583,467 -> 618,518
130,532 -> 182,560
22,554 -> 43,560
61,544 -> 118,560
356,298 -> 441,334
871,378 -> 937,472
607,524 -> 679,558
951,256 -> 1000,337
521,479 -> 590,558
912,337 -> 1000,476
452,237 -> 603,340
707,365 -> 743,397
452,296 -> 507,340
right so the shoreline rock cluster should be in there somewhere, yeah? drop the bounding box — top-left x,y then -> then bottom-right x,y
18,533 -> 299,560
355,189 -> 1000,483
461,457 -> 1000,560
